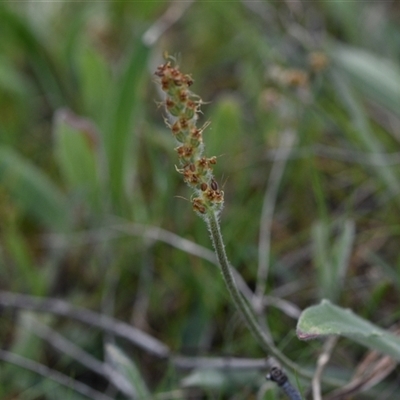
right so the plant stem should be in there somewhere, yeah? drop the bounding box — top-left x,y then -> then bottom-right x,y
206,210 -> 311,379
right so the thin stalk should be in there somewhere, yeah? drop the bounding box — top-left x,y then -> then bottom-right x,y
206,210 -> 311,379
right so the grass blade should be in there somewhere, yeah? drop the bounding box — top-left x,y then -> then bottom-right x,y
0,147 -> 70,230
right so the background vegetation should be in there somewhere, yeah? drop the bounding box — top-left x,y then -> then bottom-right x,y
1,1 -> 400,399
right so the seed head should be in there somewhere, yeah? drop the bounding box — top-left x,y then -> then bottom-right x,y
154,58 -> 224,216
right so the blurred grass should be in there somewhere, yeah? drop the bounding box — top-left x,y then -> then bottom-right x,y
1,0 -> 400,399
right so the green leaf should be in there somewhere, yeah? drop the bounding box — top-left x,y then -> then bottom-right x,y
329,69 -> 400,199
181,369 -> 228,390
297,300 -> 400,362
105,343 -> 151,399
2,312 -> 46,391
77,44 -> 112,123
367,251 -> 400,291
104,39 -> 150,215
321,1 -> 361,43
5,228 -> 47,294
331,44 -> 400,118
181,368 -> 261,392
208,95 -> 244,166
312,220 -> 355,302
0,6 -> 72,108
0,55 -> 31,97
0,147 -> 70,230
331,220 -> 355,285
53,109 -> 102,212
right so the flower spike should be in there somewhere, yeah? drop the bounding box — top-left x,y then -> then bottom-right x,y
154,59 -> 224,216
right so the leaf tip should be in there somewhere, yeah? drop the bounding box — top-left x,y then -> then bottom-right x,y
296,328 -> 321,341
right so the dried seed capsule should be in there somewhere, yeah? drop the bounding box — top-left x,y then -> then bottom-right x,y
184,74 -> 194,86
180,118 -> 189,129
178,89 -> 188,102
176,145 -> 193,158
266,367 -> 302,400
192,197 -> 206,214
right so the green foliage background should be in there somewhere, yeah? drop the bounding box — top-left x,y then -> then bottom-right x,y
1,1 -> 400,398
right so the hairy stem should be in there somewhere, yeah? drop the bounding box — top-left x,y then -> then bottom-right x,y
206,210 -> 311,380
